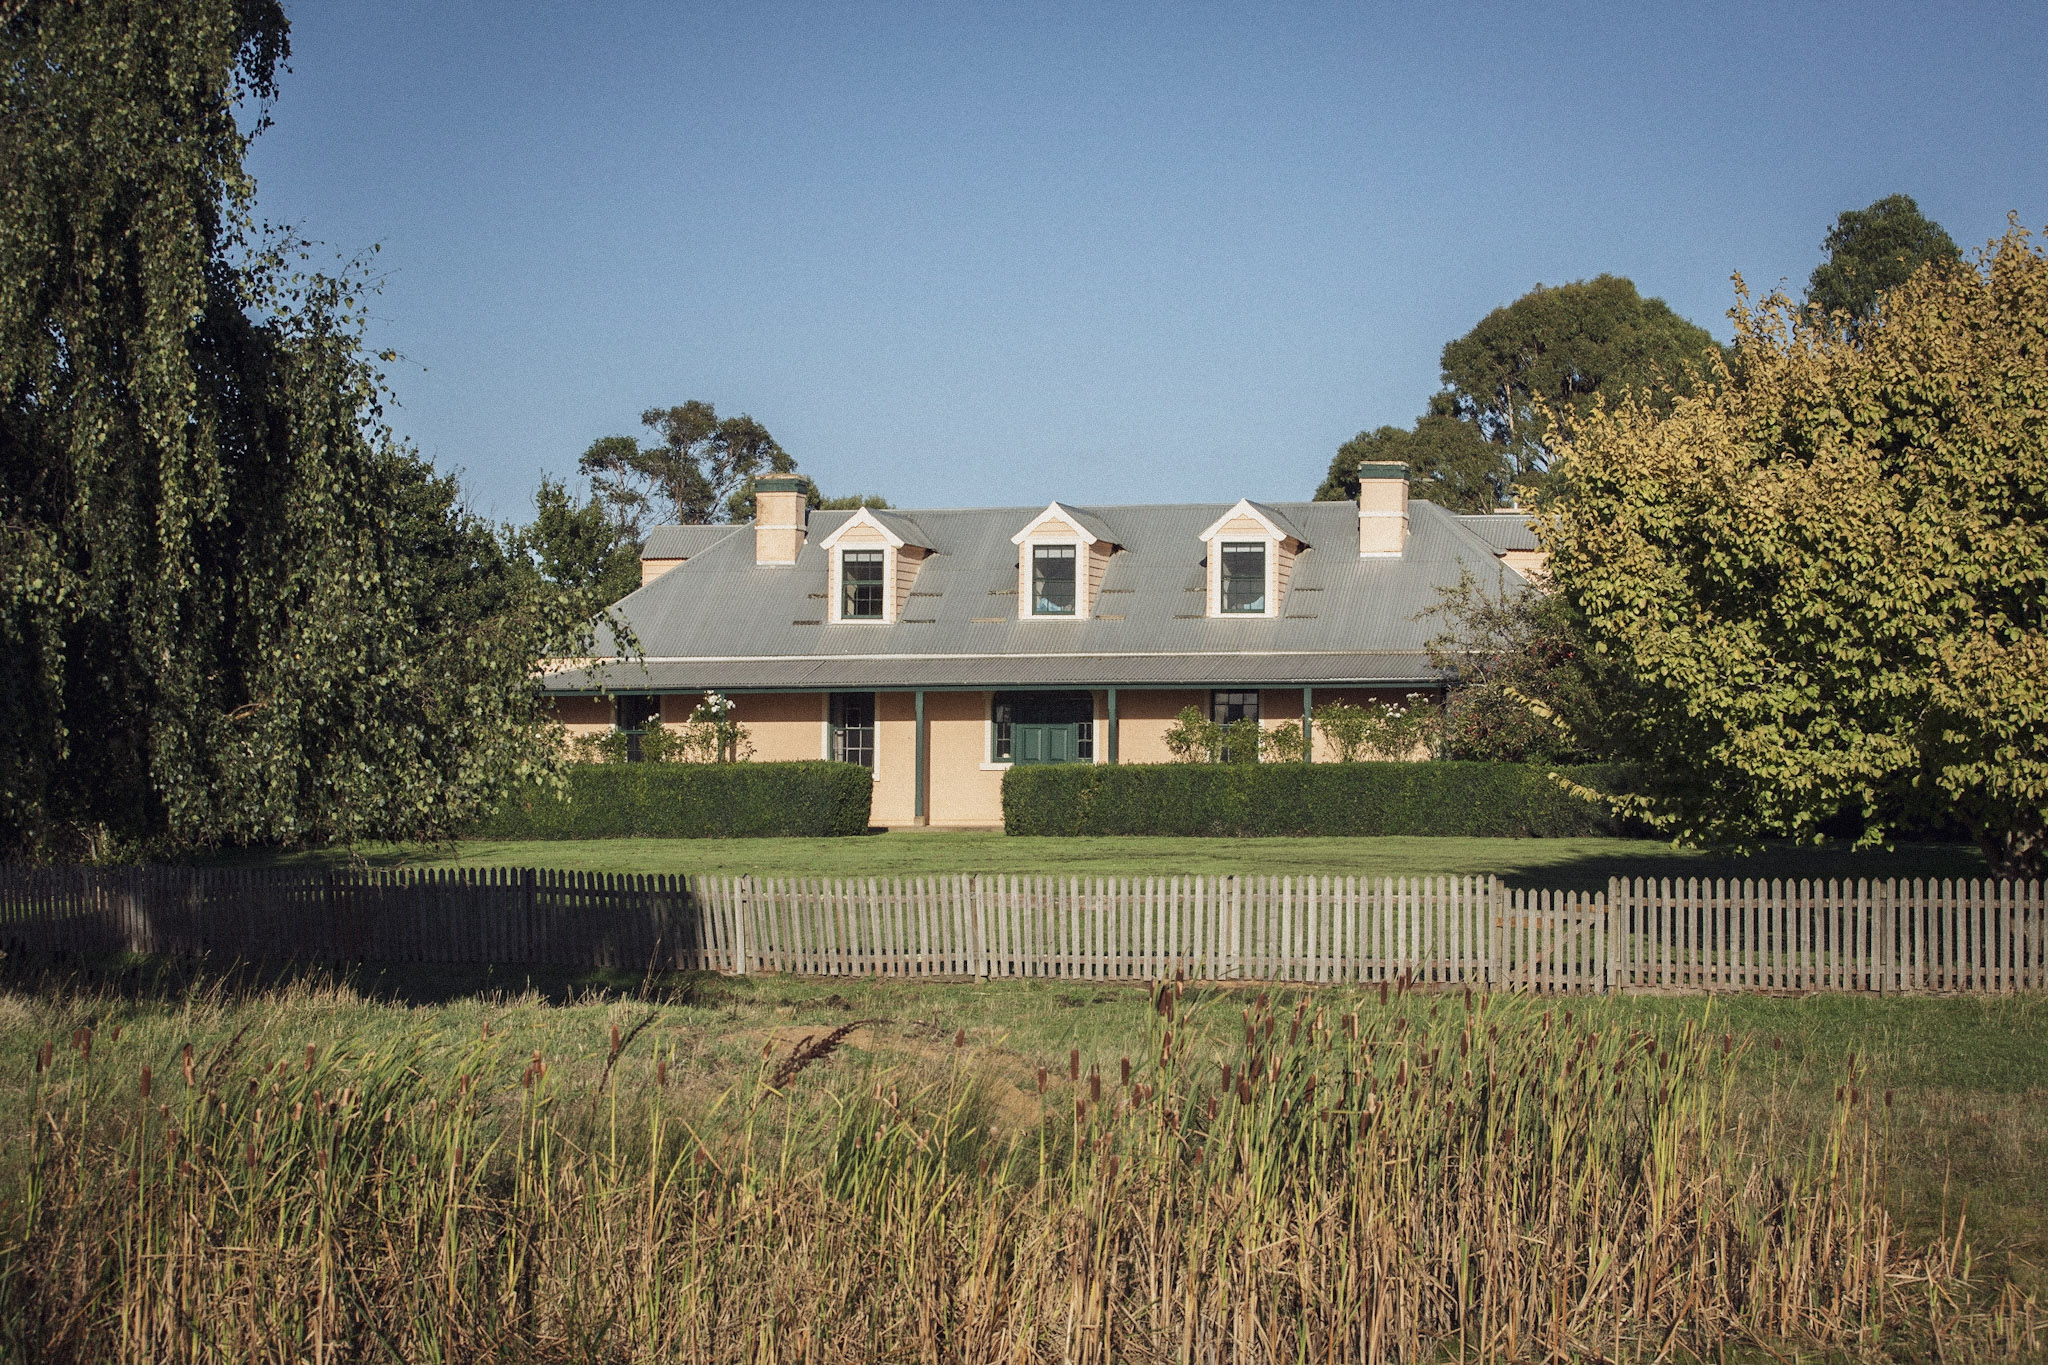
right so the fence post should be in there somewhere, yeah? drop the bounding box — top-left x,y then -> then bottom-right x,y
971,874 -> 989,980
1606,877 -> 1623,994
733,876 -> 751,976
1486,875 -> 1503,990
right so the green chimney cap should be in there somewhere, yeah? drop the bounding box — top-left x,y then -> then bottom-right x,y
755,475 -> 806,493
1357,462 -> 1408,480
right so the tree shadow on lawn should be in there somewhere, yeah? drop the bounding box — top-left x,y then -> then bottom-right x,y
0,949 -> 753,1012
1505,840 -> 1989,894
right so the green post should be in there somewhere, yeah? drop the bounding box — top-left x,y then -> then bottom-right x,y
914,690 -> 927,823
1107,687 -> 1119,763
1302,686 -> 1314,762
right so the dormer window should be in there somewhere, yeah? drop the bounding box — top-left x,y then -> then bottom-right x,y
1220,543 -> 1267,613
1010,502 -> 1118,621
841,550 -> 885,619
1197,499 -> 1305,619
817,507 -> 934,623
1032,545 -> 1077,615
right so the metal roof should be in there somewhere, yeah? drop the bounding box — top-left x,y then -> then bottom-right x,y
1453,512 -> 1539,553
560,499 -> 1523,694
641,524 -> 742,559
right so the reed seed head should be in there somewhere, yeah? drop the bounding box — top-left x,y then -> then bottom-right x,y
954,1028 -> 965,1049
304,1043 -> 314,1072
1119,1057 -> 1130,1087
139,1066 -> 151,1100
181,1044 -> 194,1086
1069,1049 -> 1079,1082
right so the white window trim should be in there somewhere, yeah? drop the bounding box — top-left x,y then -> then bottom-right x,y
830,544 -> 896,624
1010,503 -> 1109,622
1208,537 -> 1279,619
1020,537 -> 1088,620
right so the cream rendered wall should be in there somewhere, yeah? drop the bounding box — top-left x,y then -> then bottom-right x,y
1111,689 -> 1208,764
925,691 -> 1004,826
552,696 -> 614,742
730,692 -> 826,762
640,558 -> 685,586
871,691 -> 921,825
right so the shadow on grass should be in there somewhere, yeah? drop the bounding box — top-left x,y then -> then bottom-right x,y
1498,840 -> 1989,893
0,949 -> 757,1012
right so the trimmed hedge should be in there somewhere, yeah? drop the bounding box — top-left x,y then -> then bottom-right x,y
476,762 -> 873,839
1002,761 -> 1636,838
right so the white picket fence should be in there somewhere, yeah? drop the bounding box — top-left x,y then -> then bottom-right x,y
3,866 -> 2042,994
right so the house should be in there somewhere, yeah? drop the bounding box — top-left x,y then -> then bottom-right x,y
541,463 -> 1542,828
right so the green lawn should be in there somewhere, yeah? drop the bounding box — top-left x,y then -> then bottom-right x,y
216,829 -> 1992,892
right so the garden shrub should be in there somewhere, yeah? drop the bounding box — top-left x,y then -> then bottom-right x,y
476,762 -> 872,839
1002,761 -> 1639,837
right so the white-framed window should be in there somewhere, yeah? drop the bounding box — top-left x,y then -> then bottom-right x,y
1030,544 -> 1078,615
1197,499 -> 1297,619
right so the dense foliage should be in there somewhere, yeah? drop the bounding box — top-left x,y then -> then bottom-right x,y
1543,226 -> 2048,875
1003,762 -> 1628,837
1807,194 -> 1961,326
1438,275 -> 1722,489
0,1 -> 588,859
476,761 -> 873,838
1423,575 -> 1608,764
1314,395 -> 1509,512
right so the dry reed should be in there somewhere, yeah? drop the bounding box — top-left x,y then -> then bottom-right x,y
0,982 -> 2034,1363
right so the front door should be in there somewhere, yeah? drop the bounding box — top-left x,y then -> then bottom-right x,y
1012,720 -> 1079,765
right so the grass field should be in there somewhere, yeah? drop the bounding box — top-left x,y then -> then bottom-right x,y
212,829 -> 1996,891
2,954 -> 2042,1359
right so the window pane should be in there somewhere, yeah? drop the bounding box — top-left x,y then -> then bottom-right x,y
831,692 -> 875,768
615,695 -> 659,731
1221,543 -> 1266,613
842,550 -> 884,619
1211,691 -> 1260,724
1032,545 -> 1076,615
992,699 -> 1013,761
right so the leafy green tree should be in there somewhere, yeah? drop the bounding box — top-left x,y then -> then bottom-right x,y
1315,394 -> 1511,511
1422,575 -> 1606,764
511,476 -> 641,609
0,0 -> 583,858
1806,194 -> 1961,325
1542,226 -> 2048,875
579,402 -> 797,526
1439,275 -> 1721,487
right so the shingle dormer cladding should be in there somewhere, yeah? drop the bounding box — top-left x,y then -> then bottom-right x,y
553,499 -> 1517,693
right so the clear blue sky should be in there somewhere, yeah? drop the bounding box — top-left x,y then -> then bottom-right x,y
244,2 -> 2048,523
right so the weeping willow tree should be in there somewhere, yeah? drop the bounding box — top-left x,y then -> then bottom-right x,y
1,2 -> 582,859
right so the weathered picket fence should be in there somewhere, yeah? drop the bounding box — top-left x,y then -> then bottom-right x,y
1,865 -> 2042,994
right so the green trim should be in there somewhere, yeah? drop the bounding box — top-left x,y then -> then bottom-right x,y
1106,687 -> 1119,764
913,690 -> 927,821
1356,462 -> 1409,480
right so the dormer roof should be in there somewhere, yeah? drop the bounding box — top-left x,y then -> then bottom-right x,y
1197,498 -> 1308,546
817,506 -> 935,551
1010,501 -> 1117,546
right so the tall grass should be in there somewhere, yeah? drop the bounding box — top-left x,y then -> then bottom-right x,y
1,977 -> 2034,1362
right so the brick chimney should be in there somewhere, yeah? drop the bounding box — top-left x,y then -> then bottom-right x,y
754,475 -> 807,565
1357,461 -> 1408,557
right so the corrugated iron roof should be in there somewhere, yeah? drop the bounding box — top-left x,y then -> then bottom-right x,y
1454,512 -> 1539,553
641,524 -> 742,559
561,499 -> 1523,693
